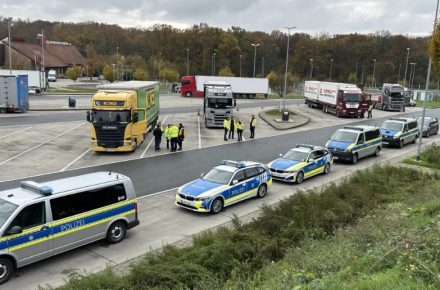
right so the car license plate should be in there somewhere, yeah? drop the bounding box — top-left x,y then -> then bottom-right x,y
383,142 -> 389,145
106,149 -> 115,152
333,156 -> 339,160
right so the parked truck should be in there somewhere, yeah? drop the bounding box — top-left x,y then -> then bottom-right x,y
203,81 -> 235,128
181,75 -> 269,98
87,81 -> 160,152
304,81 -> 369,118
0,69 -> 46,93
371,83 -> 405,111
0,75 -> 29,113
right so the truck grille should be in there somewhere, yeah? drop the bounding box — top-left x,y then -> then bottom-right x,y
214,114 -> 228,126
94,124 -> 126,148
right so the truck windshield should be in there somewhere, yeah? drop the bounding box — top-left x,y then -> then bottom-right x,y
0,198 -> 18,229
382,121 -> 403,131
389,93 -> 404,99
282,150 -> 308,162
207,98 -> 233,109
92,110 -> 131,124
343,94 -> 361,102
331,131 -> 358,143
202,168 -> 234,185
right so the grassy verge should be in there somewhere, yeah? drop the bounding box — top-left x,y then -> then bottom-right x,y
263,108 -> 296,117
51,164 -> 440,290
403,144 -> 440,169
416,100 -> 440,108
46,87 -> 98,94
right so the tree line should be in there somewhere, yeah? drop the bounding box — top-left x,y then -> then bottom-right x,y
0,17 -> 437,90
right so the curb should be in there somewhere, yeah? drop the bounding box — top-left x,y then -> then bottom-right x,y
259,108 -> 310,130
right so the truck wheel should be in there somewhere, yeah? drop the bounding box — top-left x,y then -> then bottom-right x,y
0,257 -> 14,285
382,104 -> 386,111
210,197 -> 223,214
185,92 -> 191,97
106,221 -> 127,244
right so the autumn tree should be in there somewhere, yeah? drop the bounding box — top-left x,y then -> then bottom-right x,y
431,23 -> 440,79
160,68 -> 179,83
267,70 -> 283,98
218,66 -> 235,76
85,45 -> 102,80
66,66 -> 81,82
134,68 -> 149,81
102,64 -> 114,82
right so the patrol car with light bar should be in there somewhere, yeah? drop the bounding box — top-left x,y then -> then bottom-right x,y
380,117 -> 419,148
268,144 -> 333,183
0,172 -> 139,285
326,125 -> 382,164
175,160 -> 272,214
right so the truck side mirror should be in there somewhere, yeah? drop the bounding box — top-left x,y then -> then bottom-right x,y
7,225 -> 22,235
86,111 -> 91,122
133,112 -> 139,123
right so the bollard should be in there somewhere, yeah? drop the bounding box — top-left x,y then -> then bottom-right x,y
68,97 -> 76,108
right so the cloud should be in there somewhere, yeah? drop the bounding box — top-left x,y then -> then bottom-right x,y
0,0 -> 436,35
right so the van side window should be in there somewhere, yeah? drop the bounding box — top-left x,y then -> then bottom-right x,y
357,133 -> 365,144
233,170 -> 246,183
244,167 -> 258,179
408,122 -> 417,130
256,166 -> 266,174
404,124 -> 409,132
9,202 -> 45,231
50,184 -> 127,221
365,130 -> 380,141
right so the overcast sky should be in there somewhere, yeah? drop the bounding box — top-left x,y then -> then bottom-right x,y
1,0 -> 438,35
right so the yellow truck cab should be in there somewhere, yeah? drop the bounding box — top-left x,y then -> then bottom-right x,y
87,81 -> 160,152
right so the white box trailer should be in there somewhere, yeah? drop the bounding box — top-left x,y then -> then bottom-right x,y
304,81 -> 368,118
0,69 -> 46,93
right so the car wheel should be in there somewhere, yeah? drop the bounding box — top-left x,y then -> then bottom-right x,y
336,109 -> 340,117
352,153 -> 358,164
256,184 -> 267,198
0,257 -> 14,285
323,163 -> 331,174
399,139 -> 404,148
210,197 -> 223,214
106,221 -> 127,244
374,147 -> 380,157
427,131 -> 430,138
296,171 -> 304,184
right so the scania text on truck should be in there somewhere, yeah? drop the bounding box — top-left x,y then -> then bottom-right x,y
181,75 -> 269,98
87,81 -> 160,152
304,81 -> 369,118
0,75 -> 29,113
204,81 -> 235,128
371,83 -> 405,111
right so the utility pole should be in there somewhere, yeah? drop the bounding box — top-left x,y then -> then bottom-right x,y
329,58 -> 333,80
186,48 -> 189,76
239,54 -> 242,77
403,47 -> 410,87
7,18 -> 13,75
282,26 -> 296,120
251,43 -> 260,77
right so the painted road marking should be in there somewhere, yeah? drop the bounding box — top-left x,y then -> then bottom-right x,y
0,127 -> 32,139
0,122 -> 86,166
141,115 -> 168,158
60,148 -> 91,172
198,114 -> 202,149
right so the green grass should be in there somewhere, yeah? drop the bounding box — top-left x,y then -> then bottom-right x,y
264,108 -> 296,117
416,100 -> 440,108
403,144 -> 440,169
51,164 -> 440,290
46,87 -> 98,94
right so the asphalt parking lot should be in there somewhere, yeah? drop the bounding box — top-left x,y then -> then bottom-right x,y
0,105 -> 422,182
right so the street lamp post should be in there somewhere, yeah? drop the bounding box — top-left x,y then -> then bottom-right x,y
282,26 -> 296,120
410,63 -> 417,90
372,59 -> 376,88
158,52 -> 162,81
261,57 -> 264,76
309,58 -> 314,79
397,62 -> 402,83
186,48 -> 189,76
251,43 -> 260,78
417,0 -> 439,161
7,18 -> 13,75
212,53 -> 216,76
239,54 -> 242,77
355,61 -> 359,84
116,46 -> 119,81
403,47 -> 410,87
37,31 -> 46,85
329,58 -> 333,80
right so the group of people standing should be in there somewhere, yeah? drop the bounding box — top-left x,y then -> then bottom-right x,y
223,115 -> 257,141
153,122 -> 185,152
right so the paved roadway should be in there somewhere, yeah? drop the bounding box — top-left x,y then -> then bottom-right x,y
1,108 -> 438,194
0,99 -> 301,127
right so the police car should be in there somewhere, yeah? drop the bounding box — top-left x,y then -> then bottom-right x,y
267,144 -> 333,184
175,160 -> 272,214
381,117 -> 419,148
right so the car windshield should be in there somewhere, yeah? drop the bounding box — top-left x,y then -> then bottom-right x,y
343,93 -> 361,102
331,130 -> 358,143
207,98 -> 233,109
390,92 -> 404,99
282,150 -> 309,161
0,198 -> 18,229
382,121 -> 403,131
92,110 -> 130,124
202,168 -> 234,184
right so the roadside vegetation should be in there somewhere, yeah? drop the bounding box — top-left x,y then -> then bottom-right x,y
416,100 -> 440,108
50,163 -> 440,290
46,87 -> 98,94
403,144 -> 440,169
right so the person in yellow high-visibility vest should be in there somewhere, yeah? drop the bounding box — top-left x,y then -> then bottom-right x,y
164,124 -> 172,150
223,117 -> 231,141
170,124 -> 179,152
250,115 -> 257,139
236,120 -> 244,141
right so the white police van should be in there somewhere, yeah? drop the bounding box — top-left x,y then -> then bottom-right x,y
326,125 -> 382,164
268,144 -> 333,184
175,160 -> 272,214
0,172 -> 139,284
381,117 -> 419,148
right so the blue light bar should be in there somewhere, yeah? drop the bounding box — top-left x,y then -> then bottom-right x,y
220,160 -> 246,168
21,181 -> 53,196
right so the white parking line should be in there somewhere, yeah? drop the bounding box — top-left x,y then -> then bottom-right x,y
140,116 -> 168,158
137,187 -> 179,199
198,115 -> 202,149
0,127 -> 32,139
0,122 -> 86,166
60,148 -> 91,172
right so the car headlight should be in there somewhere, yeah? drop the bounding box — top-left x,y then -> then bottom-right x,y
91,141 -> 97,146
124,141 -> 132,146
195,196 -> 211,201
393,136 -> 399,139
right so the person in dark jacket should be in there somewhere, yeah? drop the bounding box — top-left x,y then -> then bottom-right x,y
178,123 -> 185,151
229,116 -> 236,140
153,124 -> 163,151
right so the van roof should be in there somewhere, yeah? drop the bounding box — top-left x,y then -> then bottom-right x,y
98,81 -> 158,90
0,172 -> 129,206
387,117 -> 417,123
343,125 -> 379,132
